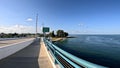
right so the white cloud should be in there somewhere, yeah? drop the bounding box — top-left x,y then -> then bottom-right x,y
78,23 -> 84,26
0,25 -> 42,33
26,18 -> 33,22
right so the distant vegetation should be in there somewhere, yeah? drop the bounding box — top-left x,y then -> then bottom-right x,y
49,30 -> 69,37
0,33 -> 44,38
0,30 -> 68,38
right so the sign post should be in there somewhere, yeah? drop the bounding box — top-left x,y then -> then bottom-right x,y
42,27 -> 50,38
42,27 -> 50,33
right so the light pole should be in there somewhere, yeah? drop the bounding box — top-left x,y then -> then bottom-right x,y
36,14 -> 38,38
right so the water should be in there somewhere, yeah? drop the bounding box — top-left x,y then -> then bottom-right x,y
54,35 -> 120,68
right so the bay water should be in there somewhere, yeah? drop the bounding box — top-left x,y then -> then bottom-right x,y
54,35 -> 120,68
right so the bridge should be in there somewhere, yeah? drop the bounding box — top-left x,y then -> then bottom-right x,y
0,38 -> 107,68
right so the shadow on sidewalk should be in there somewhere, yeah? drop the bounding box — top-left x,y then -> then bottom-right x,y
0,38 -> 41,68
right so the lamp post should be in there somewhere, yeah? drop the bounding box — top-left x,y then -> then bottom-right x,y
35,14 -> 38,38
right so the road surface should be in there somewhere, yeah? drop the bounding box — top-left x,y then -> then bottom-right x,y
0,38 -> 34,46
0,38 -> 40,68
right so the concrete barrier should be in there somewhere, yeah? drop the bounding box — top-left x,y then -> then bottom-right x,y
0,38 -> 20,41
0,38 -> 35,60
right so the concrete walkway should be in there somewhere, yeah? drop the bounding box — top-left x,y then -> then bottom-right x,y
38,38 -> 54,68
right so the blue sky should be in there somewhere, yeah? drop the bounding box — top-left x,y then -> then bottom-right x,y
0,0 -> 120,34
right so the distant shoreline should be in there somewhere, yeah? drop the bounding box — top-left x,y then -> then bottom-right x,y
51,36 -> 75,42
67,36 -> 76,38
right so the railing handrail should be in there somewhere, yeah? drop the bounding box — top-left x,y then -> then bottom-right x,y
44,38 -> 107,68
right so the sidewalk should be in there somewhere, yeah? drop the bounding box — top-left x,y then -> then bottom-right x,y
38,38 -> 55,68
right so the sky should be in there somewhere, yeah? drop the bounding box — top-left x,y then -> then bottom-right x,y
0,0 -> 120,34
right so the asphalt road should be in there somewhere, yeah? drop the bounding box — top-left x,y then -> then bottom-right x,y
0,38 -> 40,68
0,38 -> 34,46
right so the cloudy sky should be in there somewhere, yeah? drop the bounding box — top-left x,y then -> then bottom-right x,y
0,0 -> 120,34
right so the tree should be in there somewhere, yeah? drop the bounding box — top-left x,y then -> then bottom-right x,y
12,33 -> 18,37
57,30 -> 65,37
49,31 -> 55,37
56,30 -> 69,37
0,33 -> 5,38
64,32 -> 68,37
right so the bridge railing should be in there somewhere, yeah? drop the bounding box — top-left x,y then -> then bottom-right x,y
43,38 -> 107,68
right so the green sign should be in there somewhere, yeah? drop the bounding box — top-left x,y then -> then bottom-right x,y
42,27 -> 50,32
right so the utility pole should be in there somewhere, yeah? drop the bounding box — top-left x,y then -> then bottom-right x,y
36,14 -> 38,38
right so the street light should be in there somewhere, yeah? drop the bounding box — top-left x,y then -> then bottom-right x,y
35,14 -> 38,38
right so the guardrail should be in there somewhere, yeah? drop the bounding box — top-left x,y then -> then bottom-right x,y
43,38 -> 107,68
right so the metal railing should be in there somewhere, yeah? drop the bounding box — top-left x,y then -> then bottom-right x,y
43,38 -> 107,68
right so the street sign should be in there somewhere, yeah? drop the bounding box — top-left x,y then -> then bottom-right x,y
42,27 -> 50,33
